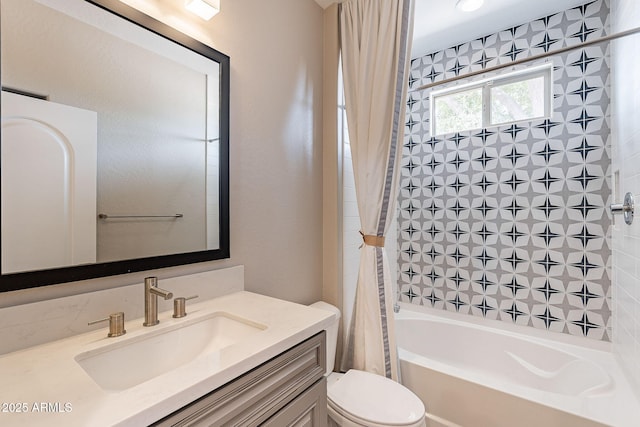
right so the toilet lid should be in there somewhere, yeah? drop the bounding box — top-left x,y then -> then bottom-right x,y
328,370 -> 425,426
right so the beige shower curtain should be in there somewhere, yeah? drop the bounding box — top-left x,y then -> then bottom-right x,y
339,0 -> 414,380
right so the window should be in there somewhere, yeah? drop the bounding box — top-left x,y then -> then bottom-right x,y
430,64 -> 552,136
433,87 -> 482,136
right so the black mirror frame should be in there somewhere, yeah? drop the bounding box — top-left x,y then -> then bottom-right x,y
0,0 -> 230,292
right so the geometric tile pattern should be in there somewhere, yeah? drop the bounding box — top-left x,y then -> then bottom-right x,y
399,0 -> 612,341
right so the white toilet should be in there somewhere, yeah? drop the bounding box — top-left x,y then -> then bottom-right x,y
310,301 -> 426,427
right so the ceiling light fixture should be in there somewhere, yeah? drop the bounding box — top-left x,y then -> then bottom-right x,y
456,0 -> 484,12
185,0 -> 220,20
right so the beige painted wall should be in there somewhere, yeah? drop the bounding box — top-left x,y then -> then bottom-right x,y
211,0 -> 324,304
1,0 -> 324,307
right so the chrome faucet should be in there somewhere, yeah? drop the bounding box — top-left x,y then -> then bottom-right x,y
143,276 -> 173,326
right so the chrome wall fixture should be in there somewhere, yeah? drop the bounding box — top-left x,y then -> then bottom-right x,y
610,192 -> 635,225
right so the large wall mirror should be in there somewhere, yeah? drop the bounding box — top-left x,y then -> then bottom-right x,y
0,0 -> 230,292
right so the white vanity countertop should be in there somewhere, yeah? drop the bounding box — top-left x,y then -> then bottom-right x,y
0,291 -> 333,426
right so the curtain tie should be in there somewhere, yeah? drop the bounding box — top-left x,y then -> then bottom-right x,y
360,231 -> 385,247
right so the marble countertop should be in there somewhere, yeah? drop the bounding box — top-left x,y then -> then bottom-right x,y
0,291 -> 333,426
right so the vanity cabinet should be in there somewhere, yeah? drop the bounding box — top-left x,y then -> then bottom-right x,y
152,331 -> 327,426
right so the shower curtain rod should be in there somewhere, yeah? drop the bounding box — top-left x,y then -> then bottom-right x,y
411,26 -> 640,93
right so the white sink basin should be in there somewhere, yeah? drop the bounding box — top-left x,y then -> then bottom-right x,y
75,312 -> 266,391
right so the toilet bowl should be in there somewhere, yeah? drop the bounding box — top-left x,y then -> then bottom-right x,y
310,301 -> 426,427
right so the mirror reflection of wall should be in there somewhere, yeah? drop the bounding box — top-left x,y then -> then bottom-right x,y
0,0 -> 221,274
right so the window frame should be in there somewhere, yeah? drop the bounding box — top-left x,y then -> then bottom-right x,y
429,63 -> 553,136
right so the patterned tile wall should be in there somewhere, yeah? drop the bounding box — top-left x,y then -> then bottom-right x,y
399,0 -> 612,340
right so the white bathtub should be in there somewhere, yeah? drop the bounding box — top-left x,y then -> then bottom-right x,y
395,304 -> 640,427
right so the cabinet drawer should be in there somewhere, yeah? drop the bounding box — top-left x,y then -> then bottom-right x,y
262,378 -> 327,427
153,331 -> 326,426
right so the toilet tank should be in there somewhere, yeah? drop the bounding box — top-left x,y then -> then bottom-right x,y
309,301 -> 341,375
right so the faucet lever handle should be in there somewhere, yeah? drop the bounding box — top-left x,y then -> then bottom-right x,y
173,295 -> 199,318
88,312 -> 126,337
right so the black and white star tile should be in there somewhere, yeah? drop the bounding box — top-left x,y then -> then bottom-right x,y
499,274 -> 531,299
499,299 -> 531,326
399,0 -> 611,341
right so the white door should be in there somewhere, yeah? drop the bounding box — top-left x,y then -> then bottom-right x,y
1,91 -> 97,274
